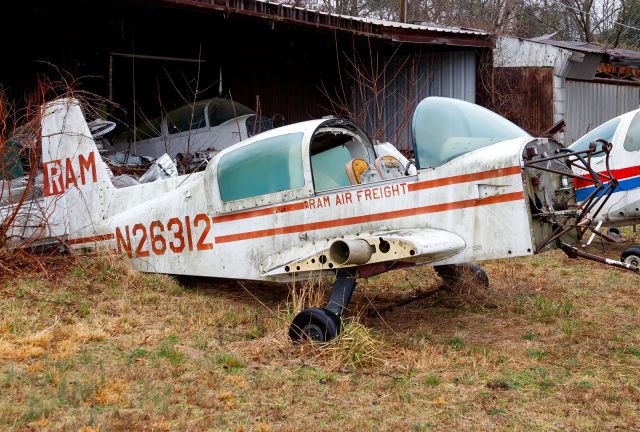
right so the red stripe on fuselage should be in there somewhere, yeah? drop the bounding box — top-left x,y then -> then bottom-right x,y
574,165 -> 640,189
213,165 -> 523,223
213,202 -> 306,223
214,191 -> 525,244
407,166 -> 521,192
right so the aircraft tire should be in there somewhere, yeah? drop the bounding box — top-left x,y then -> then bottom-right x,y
289,308 -> 341,343
434,263 -> 489,288
621,247 -> 640,268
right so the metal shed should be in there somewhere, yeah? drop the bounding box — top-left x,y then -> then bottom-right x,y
493,36 -> 640,143
3,0 -> 492,150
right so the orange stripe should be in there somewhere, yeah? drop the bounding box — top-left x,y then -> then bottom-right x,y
67,233 -> 115,245
211,166 -> 522,223
213,202 -> 306,223
215,191 -> 524,244
408,166 -> 521,192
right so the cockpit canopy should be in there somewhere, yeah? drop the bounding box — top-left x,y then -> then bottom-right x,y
411,97 -> 530,169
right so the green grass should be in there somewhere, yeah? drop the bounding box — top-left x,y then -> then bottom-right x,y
156,336 -> 185,365
215,353 -> 245,371
423,374 -> 441,386
446,336 -> 465,349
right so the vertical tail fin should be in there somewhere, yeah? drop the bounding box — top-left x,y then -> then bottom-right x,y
41,98 -> 115,240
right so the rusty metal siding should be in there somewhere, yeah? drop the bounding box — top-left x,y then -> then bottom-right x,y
352,50 -> 477,150
479,67 -> 554,136
565,80 -> 640,143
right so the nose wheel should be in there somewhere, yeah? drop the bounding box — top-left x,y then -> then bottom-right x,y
288,308 -> 341,342
289,268 -> 357,343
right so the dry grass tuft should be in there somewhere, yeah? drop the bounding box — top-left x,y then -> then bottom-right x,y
306,319 -> 384,371
93,380 -> 130,405
0,322 -> 107,361
282,275 -> 330,318
0,340 -> 45,361
438,271 -> 499,310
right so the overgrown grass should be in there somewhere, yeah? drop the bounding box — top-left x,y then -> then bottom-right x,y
0,242 -> 639,430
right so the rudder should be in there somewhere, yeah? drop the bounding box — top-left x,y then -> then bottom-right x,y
41,98 -> 115,241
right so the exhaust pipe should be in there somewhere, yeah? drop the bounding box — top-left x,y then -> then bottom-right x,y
329,239 -> 374,265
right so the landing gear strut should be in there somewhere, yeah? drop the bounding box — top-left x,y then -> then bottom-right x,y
289,268 -> 357,343
434,263 -> 489,288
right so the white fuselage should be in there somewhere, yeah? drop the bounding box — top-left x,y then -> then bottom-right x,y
35,98 -> 561,283
71,135 -> 535,281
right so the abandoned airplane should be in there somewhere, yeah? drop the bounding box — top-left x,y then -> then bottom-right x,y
109,97 -> 274,167
3,96 -> 635,343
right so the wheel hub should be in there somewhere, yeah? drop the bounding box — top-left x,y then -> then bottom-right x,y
301,323 -> 324,341
624,255 -> 640,267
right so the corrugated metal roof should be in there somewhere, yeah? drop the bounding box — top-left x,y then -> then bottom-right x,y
160,0 -> 491,45
243,1 -> 488,35
529,37 -> 605,54
608,48 -> 640,67
340,16 -> 487,35
510,38 -> 640,67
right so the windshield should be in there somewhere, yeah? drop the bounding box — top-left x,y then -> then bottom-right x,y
412,97 -> 530,169
569,116 -> 622,157
166,101 -> 208,134
208,98 -> 254,127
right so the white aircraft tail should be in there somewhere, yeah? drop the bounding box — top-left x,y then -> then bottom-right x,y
41,98 -> 115,240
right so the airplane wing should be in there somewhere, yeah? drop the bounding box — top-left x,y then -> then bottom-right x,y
260,229 -> 466,277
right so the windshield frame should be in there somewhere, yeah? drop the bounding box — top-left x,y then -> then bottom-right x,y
411,97 -> 530,169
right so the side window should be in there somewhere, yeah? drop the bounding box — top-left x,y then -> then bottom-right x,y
624,112 -> 640,152
166,103 -> 207,134
570,116 -> 621,157
218,133 -> 305,202
311,145 -> 352,191
310,123 -> 376,192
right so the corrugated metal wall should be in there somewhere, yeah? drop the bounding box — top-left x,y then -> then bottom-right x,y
484,67 -> 554,136
565,80 -> 640,142
351,50 -> 476,150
